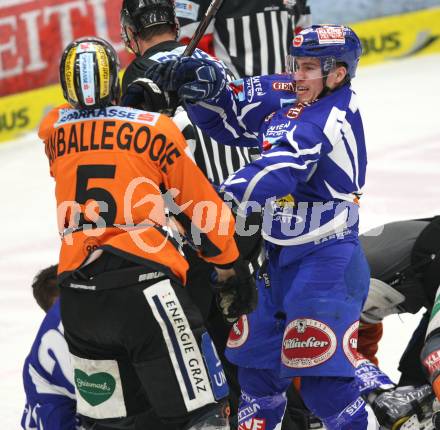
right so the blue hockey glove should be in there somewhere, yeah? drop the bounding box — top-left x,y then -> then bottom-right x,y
145,57 -> 227,102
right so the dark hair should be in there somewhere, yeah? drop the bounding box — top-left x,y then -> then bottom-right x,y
138,23 -> 175,41
32,264 -> 59,312
334,61 -> 350,86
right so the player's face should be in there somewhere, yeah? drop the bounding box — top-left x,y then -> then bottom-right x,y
294,57 -> 325,103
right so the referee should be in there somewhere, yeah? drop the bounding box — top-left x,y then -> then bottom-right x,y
120,0 -> 254,188
177,0 -> 311,77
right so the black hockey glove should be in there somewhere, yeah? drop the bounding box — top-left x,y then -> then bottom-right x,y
370,385 -> 434,429
144,57 -> 227,103
211,259 -> 258,323
121,78 -> 178,115
216,188 -> 263,273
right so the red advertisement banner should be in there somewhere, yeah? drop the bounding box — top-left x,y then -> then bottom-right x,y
0,0 -> 134,97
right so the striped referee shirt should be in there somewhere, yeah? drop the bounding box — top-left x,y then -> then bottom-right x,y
178,0 -> 296,77
122,41 -> 253,185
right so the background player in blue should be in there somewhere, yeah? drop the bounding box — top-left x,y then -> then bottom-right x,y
145,25 -> 378,429
22,265 -> 81,430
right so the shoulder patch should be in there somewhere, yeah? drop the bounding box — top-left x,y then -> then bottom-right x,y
229,79 -> 245,102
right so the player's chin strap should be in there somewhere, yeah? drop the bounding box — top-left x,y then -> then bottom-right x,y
126,27 -> 147,57
120,15 -> 142,57
319,74 -> 351,99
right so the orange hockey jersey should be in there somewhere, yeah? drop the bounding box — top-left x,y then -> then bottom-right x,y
39,104 -> 239,284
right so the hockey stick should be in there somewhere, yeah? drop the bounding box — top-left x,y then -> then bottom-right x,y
181,0 -> 224,57
293,0 -> 311,34
164,0 -> 224,115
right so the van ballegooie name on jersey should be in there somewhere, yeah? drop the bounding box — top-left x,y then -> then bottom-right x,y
45,120 -> 181,173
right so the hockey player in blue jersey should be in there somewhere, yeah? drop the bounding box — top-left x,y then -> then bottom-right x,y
145,25 -> 378,429
21,265 -> 81,430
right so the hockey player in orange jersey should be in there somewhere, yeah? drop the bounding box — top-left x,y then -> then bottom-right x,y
39,36 -> 257,430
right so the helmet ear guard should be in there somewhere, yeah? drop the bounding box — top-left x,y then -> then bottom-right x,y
59,36 -> 120,109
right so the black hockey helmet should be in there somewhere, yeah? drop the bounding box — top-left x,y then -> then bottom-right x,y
120,0 -> 178,55
59,36 -> 120,109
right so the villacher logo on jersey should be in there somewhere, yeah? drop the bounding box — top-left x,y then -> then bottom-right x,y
281,318 -> 337,368
283,337 -> 329,349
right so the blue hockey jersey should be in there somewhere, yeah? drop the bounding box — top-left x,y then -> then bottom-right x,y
186,73 -> 296,147
187,79 -> 366,248
22,300 -> 80,430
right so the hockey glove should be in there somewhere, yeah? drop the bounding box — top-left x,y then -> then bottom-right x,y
355,356 -> 395,397
361,278 -> 406,324
217,188 -> 263,273
211,259 -> 257,323
370,385 -> 434,430
145,57 -> 227,103
121,78 -> 178,115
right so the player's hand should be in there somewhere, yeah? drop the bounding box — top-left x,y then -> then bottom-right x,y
121,78 -> 177,115
211,259 -> 257,323
370,385 -> 434,429
145,57 -> 227,102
